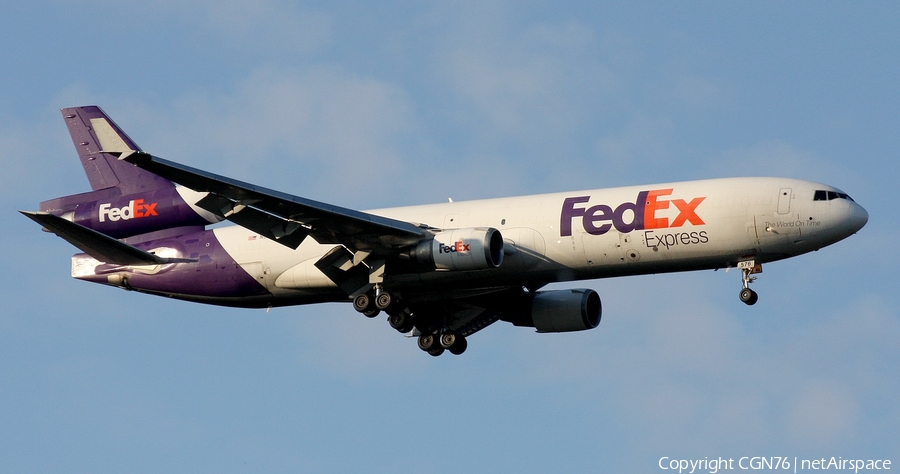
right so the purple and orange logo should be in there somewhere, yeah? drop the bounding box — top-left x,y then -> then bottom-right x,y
98,199 -> 159,223
560,189 -> 705,237
439,240 -> 471,254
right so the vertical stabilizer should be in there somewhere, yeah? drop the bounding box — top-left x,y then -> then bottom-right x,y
36,106 -> 217,238
62,106 -> 173,194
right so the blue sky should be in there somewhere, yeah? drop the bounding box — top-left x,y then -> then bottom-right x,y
1,2 -> 898,472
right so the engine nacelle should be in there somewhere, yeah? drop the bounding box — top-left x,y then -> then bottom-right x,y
414,227 -> 504,271
516,289 -> 602,332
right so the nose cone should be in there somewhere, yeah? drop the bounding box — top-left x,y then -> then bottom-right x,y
849,202 -> 869,233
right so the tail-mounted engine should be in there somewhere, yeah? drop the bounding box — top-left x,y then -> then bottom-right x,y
412,227 -> 504,271
39,187 -> 220,239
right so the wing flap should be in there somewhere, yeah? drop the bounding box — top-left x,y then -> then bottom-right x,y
20,211 -> 196,265
195,193 -> 311,249
314,246 -> 370,296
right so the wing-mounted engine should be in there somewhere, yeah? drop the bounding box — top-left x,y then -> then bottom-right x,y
506,288 -> 602,332
394,287 -> 602,358
412,227 -> 504,271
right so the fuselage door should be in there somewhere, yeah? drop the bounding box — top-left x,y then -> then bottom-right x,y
777,188 -> 792,214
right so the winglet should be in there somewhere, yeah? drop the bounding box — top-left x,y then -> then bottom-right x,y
20,211 -> 196,266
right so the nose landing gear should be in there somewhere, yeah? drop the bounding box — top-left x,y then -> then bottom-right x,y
738,260 -> 760,306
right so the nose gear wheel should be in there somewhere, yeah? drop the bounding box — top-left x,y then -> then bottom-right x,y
739,287 -> 758,305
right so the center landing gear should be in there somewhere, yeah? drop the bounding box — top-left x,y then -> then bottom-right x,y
738,261 -> 760,306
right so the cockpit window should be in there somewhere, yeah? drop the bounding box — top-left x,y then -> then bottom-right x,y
813,190 -> 854,202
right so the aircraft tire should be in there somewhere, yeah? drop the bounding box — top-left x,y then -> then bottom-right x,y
375,292 -> 393,310
363,308 -> 380,318
739,288 -> 758,305
427,347 -> 445,357
748,291 -> 759,305
439,331 -> 457,349
448,337 -> 467,355
388,312 -> 414,333
418,333 -> 437,351
353,293 -> 373,313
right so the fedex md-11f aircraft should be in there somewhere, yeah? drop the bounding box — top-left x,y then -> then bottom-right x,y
22,106 -> 869,356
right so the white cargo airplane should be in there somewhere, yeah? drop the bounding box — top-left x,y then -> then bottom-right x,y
22,106 -> 869,356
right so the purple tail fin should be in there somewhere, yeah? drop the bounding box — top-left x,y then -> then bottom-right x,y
62,106 -> 174,194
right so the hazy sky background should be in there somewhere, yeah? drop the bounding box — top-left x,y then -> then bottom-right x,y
1,2 -> 897,472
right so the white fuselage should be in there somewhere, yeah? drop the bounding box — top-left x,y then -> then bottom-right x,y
211,177 -> 868,304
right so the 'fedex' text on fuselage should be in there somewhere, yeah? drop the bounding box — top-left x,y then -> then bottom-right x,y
98,199 -> 159,222
560,189 -> 706,237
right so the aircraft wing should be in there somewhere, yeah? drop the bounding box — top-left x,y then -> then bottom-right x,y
121,152 -> 427,251
20,211 -> 196,265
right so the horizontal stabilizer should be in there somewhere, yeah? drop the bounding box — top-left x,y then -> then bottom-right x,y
19,211 -> 196,266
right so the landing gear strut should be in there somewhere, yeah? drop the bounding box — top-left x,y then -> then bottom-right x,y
738,263 -> 760,306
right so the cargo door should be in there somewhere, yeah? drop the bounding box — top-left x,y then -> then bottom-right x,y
777,188 -> 792,214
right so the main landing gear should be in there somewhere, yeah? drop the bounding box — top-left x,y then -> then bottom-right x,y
352,292 -> 381,317
352,289 -> 468,356
352,287 -> 399,318
738,261 -> 760,306
417,330 -> 468,356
